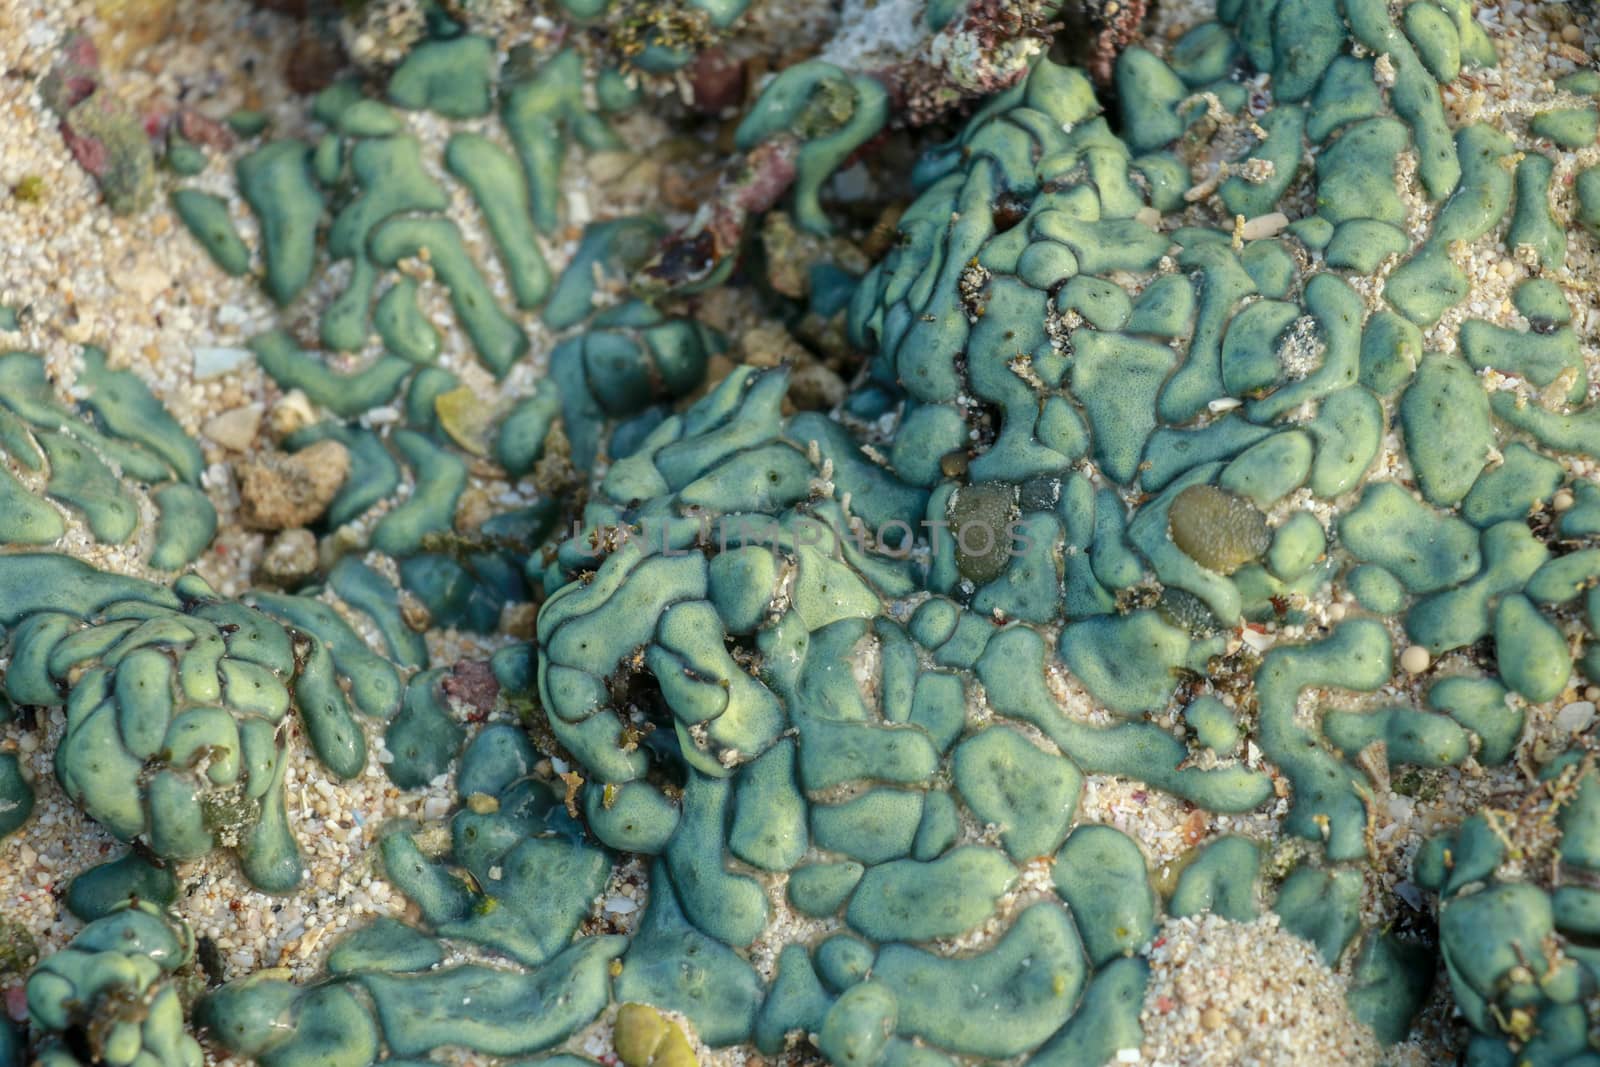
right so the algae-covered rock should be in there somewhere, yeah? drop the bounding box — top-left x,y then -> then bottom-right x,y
1167,484 -> 1270,575
615,1002 -> 698,1067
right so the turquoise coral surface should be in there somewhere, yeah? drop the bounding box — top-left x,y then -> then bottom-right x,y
3,0 -> 1600,1063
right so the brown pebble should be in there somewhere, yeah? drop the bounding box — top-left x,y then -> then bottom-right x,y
203,403 -> 264,453
688,47 -> 746,114
284,28 -> 344,94
236,439 -> 349,530
258,527 -> 318,587
454,486 -> 494,534
788,361 -> 847,411
940,451 -> 969,478
442,660 -> 499,715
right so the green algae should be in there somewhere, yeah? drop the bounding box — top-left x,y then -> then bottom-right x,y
27,902 -> 201,1066
1307,387 -> 1383,498
1400,353 -> 1495,506
617,865 -> 759,1046
1323,703 -> 1470,767
1531,107 -> 1599,149
322,134 -> 449,352
812,788 -> 924,865
445,132 -> 552,310
1030,958 -> 1148,1067
66,359 -> 190,469
368,216 -> 529,376
171,189 -> 250,276
819,983 -> 896,1067
0,755 -> 33,840
328,557 -> 427,669
874,902 -> 1085,1058
1493,593 -> 1569,702
501,49 -> 623,236
151,483 -> 217,571
735,62 -> 887,235
953,727 -> 1079,861
1071,331 -> 1175,484
371,431 -> 467,557
1385,125 -> 1513,326
374,277 -> 441,363
1052,825 -> 1156,964
1338,481 -> 1480,592
388,35 -> 495,118
1116,48 -> 1187,153
1326,219 -> 1409,273
0,466 -> 64,545
1461,318 -> 1584,402
1461,442 -> 1562,527
1219,106 -> 1305,217
367,939 -> 623,1057
1170,835 -> 1260,921
1315,118 -> 1410,227
236,141 -> 322,306
1275,864 -> 1362,964
847,846 -> 1016,942
1508,153 -> 1566,268
251,330 -> 411,418
10,5 -> 1595,1062
1428,674 -> 1520,764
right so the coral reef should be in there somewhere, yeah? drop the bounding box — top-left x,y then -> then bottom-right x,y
1,0 -> 1598,1062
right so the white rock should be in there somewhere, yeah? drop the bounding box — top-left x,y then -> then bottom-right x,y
1239,211 -> 1290,241
1557,700 -> 1595,734
422,795 -> 452,821
110,256 -> 170,303
1399,645 -> 1431,674
203,403 -> 264,452
193,345 -> 253,380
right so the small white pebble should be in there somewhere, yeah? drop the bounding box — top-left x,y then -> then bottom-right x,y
1557,701 -> 1596,734
1553,489 -> 1575,512
422,795 -> 452,821
192,345 -> 253,380
1400,645 -> 1431,674
1239,211 -> 1290,241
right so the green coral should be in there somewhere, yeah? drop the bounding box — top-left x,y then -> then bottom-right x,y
26,902 -> 202,1067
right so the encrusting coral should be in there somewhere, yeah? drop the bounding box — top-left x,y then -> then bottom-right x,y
3,0 -> 1600,1063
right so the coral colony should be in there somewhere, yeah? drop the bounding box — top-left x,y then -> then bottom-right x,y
1,0 -> 1599,1064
